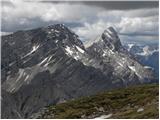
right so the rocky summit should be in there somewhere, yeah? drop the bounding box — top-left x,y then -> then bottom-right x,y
1,24 -> 158,118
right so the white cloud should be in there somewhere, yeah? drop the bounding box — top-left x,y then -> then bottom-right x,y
2,0 -> 99,30
118,17 -> 158,34
0,32 -> 12,36
73,20 -> 113,41
1,0 -> 159,44
73,8 -> 158,42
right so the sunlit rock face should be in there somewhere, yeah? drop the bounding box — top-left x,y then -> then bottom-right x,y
87,27 -> 156,83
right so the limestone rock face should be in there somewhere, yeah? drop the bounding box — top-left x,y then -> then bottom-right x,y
1,24 -> 157,118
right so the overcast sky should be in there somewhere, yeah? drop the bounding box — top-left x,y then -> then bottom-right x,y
1,0 -> 159,44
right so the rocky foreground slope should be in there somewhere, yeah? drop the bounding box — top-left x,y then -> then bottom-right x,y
38,84 -> 159,119
1,24 -> 158,118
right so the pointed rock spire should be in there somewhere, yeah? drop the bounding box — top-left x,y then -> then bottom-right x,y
101,27 -> 122,51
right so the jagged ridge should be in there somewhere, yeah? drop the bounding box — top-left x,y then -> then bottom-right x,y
1,24 -> 157,118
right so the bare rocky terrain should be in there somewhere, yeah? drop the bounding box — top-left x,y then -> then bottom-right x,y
1,24 -> 158,118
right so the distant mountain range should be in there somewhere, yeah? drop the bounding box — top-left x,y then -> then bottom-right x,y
1,24 -> 158,118
124,44 -> 159,77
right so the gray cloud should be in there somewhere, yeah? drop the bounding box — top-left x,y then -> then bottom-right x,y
120,32 -> 159,37
39,1 -> 158,10
80,1 -> 159,10
1,0 -> 159,45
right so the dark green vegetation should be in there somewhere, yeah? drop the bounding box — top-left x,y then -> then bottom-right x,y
40,84 -> 159,119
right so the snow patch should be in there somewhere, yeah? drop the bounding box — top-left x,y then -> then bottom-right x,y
65,46 -> 74,55
55,40 -> 58,43
48,56 -> 53,61
102,53 -> 106,57
118,62 -> 124,67
64,46 -> 84,61
11,87 -> 16,92
55,30 -> 60,33
76,46 -> 85,53
32,45 -> 40,53
94,114 -> 112,119
128,65 -> 136,72
24,75 -> 30,82
16,69 -> 25,82
107,28 -> 114,35
136,46 -> 158,56
137,108 -> 144,112
38,57 -> 49,66
9,61 -> 16,66
128,44 -> 134,51
144,66 -> 153,69
128,65 -> 142,79
23,45 -> 40,58
109,49 -> 114,54
104,31 -> 112,39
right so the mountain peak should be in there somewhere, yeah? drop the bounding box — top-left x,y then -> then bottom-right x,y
28,24 -> 84,49
106,26 -> 117,34
101,26 -> 122,51
84,26 -> 121,50
46,24 -> 66,30
102,26 -> 118,40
